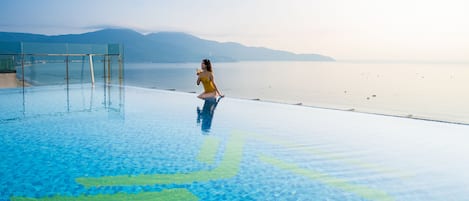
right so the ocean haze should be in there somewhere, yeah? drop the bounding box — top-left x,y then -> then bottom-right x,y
2,0 -> 469,62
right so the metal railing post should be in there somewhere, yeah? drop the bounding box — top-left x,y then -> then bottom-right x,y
21,54 -> 25,88
118,55 -> 123,85
107,55 -> 111,84
88,54 -> 95,86
66,56 -> 69,86
20,53 -> 25,116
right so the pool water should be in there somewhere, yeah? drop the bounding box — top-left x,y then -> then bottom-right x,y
1,84 -> 469,201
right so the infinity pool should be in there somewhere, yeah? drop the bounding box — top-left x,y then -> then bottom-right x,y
1,84 -> 469,201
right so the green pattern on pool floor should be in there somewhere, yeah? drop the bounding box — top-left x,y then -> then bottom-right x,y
15,131 -> 398,201
196,136 -> 220,165
76,133 -> 245,187
259,155 -> 395,201
250,132 -> 407,177
10,189 -> 198,201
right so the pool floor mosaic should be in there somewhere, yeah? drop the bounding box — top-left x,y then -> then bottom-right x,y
2,84 -> 469,201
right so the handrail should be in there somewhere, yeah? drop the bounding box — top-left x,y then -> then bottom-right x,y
2,53 -> 122,87
0,42 -> 124,88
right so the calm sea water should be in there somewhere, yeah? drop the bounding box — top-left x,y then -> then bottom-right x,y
124,61 -> 469,124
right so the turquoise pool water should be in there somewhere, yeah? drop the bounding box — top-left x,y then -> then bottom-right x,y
1,84 -> 469,201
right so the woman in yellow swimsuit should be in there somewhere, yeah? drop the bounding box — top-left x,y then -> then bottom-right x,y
196,59 -> 224,99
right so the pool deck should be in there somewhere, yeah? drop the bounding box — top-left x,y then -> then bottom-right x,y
0,73 -> 29,88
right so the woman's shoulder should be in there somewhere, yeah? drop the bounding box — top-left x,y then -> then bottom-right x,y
200,71 -> 213,76
208,72 -> 214,78
198,72 -> 209,78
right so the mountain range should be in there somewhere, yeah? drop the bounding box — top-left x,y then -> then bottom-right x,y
0,29 -> 334,62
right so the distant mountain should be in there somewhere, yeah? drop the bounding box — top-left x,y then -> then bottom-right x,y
0,29 -> 335,62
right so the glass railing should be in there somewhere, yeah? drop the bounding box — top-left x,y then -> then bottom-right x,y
0,42 -> 124,87
0,42 -> 125,122
0,55 -> 15,73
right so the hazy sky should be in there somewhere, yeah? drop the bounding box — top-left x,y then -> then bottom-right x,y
1,0 -> 468,61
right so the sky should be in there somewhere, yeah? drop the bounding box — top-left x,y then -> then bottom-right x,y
1,0 -> 469,62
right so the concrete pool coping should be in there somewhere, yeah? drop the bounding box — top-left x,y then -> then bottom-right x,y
0,73 -> 30,88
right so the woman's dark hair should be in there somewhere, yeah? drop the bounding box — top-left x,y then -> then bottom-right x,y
203,59 -> 212,72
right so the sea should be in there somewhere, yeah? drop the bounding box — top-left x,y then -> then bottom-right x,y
124,61 -> 469,124
18,60 -> 469,124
